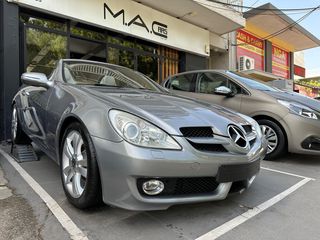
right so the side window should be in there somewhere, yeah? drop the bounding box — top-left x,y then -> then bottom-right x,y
228,80 -> 244,95
169,74 -> 195,92
198,72 -> 228,94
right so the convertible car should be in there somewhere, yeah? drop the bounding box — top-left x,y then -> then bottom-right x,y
12,60 -> 267,210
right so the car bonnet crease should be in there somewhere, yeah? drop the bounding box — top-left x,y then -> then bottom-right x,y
78,86 -> 252,136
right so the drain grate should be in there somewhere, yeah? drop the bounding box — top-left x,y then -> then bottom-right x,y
11,144 -> 38,163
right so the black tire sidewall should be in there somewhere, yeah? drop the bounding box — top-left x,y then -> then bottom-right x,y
12,105 -> 31,145
258,119 -> 287,161
60,122 -> 102,209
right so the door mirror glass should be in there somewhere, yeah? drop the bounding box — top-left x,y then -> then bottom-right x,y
21,72 -> 51,88
214,86 -> 233,96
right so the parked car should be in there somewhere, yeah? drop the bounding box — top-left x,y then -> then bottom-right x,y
12,60 -> 267,210
163,70 -> 320,160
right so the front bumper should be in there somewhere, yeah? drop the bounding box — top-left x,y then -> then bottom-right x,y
92,136 -> 267,211
280,113 -> 320,155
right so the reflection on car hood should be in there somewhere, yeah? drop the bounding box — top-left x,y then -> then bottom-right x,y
264,90 -> 320,112
79,86 -> 252,136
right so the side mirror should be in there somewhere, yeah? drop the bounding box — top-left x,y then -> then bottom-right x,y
214,86 -> 234,97
21,72 -> 51,88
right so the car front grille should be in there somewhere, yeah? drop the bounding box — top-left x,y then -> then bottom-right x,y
188,141 -> 228,152
180,127 -> 214,138
180,127 -> 229,153
137,177 -> 219,197
242,124 -> 252,134
241,124 -> 257,147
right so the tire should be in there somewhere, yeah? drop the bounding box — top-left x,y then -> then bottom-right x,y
60,122 -> 102,209
11,105 -> 31,145
257,119 -> 287,161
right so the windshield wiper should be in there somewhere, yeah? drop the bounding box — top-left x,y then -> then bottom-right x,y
92,84 -> 123,88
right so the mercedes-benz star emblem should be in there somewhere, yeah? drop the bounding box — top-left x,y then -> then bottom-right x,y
228,125 -> 249,150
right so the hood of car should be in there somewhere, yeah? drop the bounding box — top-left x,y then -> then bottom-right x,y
263,90 -> 320,112
79,86 -> 252,136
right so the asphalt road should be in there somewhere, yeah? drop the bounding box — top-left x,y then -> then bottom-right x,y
0,144 -> 319,240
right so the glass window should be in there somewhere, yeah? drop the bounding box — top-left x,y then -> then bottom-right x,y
137,55 -> 159,82
198,72 -> 228,94
20,14 -> 67,32
71,26 -> 106,41
107,47 -> 134,69
108,36 -> 135,49
69,38 -> 106,62
135,40 -> 158,54
228,80 -> 243,94
26,28 -> 67,76
169,74 -> 194,92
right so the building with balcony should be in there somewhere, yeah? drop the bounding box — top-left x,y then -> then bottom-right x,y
235,3 -> 320,82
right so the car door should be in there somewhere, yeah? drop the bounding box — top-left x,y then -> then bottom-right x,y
19,83 -> 54,149
166,73 -> 199,99
195,72 -> 243,112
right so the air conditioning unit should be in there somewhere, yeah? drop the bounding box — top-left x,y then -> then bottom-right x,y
239,56 -> 255,71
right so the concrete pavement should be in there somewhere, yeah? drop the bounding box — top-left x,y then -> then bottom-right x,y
0,144 -> 319,240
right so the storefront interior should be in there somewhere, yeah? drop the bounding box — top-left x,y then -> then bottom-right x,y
21,10 -> 180,83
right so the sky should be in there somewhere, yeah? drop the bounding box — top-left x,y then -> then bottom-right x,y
243,0 -> 320,77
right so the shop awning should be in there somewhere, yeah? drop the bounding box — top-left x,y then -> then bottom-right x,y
244,3 -> 320,52
240,69 -> 282,81
134,0 -> 245,35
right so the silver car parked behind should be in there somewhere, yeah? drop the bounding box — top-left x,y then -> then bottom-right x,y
163,70 -> 320,160
12,60 -> 267,210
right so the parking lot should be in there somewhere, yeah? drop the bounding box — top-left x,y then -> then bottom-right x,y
0,144 -> 319,240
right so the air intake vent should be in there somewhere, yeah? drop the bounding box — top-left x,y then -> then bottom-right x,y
137,177 -> 219,197
180,127 -> 213,138
188,141 -> 228,152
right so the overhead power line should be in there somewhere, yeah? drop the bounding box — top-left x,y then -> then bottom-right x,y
207,0 -> 320,12
234,5 -> 320,47
249,0 -> 260,8
198,2 -> 314,16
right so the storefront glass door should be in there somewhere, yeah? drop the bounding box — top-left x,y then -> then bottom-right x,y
21,12 -> 179,82
107,47 -> 135,70
138,55 -> 159,81
70,37 -> 106,62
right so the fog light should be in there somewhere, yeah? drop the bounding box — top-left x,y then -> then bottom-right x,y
142,180 -> 164,195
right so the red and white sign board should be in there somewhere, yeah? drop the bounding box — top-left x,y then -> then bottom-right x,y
272,45 -> 290,79
236,30 -> 264,71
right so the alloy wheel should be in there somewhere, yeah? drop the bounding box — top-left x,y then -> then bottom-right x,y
260,125 -> 278,154
62,131 -> 88,198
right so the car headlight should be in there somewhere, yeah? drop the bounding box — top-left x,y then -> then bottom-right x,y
109,110 -> 181,150
278,100 -> 319,120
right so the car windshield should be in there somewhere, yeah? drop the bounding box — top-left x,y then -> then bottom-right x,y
228,71 -> 278,92
63,61 -> 163,92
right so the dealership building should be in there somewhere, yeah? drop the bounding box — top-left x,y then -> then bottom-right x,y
0,0 -> 247,140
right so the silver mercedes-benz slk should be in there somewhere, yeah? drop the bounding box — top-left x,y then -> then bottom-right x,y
12,59 -> 267,210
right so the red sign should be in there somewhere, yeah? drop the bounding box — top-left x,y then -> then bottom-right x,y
294,65 -> 306,77
237,30 -> 264,71
272,45 -> 290,79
